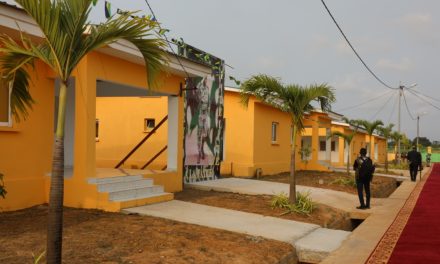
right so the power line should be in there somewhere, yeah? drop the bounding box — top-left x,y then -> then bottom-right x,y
369,90 -> 395,121
387,92 -> 398,123
335,89 -> 394,112
142,0 -> 192,81
410,88 -> 440,104
402,90 -> 416,120
319,0 -> 398,90
406,88 -> 440,111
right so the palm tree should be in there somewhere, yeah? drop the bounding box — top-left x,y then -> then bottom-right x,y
377,124 -> 394,173
328,129 -> 357,176
358,120 -> 384,159
240,74 -> 335,203
0,1 -> 166,262
390,131 -> 403,163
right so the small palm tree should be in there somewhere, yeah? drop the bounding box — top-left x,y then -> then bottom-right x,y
0,1 -> 166,263
358,120 -> 384,159
240,74 -> 335,203
390,131 -> 403,163
328,130 -> 357,176
378,124 -> 394,173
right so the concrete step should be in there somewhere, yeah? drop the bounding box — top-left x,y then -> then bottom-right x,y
109,185 -> 164,201
117,192 -> 173,203
97,179 -> 154,193
294,228 -> 351,263
88,175 -> 143,185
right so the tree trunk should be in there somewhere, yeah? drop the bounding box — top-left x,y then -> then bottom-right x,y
346,141 -> 350,176
47,81 -> 67,264
385,141 -> 389,173
289,125 -> 297,204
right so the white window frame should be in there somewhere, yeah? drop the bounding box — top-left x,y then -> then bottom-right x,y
271,122 -> 278,143
0,82 -> 12,127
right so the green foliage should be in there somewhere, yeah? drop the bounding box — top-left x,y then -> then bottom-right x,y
0,172 -> 6,199
388,163 -> 409,170
271,191 -> 315,215
33,251 -> 45,264
298,145 -> 311,163
332,177 -> 356,187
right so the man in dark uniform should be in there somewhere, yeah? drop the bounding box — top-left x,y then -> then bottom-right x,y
407,145 -> 422,181
353,148 -> 374,209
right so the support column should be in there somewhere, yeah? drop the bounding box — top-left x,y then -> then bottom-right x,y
167,96 -> 178,171
325,128 -> 331,162
311,122 -> 319,164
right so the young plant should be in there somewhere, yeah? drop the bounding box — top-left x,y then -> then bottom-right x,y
271,191 -> 315,215
331,177 -> 356,187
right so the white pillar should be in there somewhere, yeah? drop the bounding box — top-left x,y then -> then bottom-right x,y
326,128 -> 331,162
167,96 -> 178,171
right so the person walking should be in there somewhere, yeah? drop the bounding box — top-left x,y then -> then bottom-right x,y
407,146 -> 422,181
353,148 -> 374,209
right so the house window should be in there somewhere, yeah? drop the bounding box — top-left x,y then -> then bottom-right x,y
0,80 -> 11,127
271,122 -> 278,142
319,140 -> 326,151
331,141 -> 336,151
95,119 -> 99,140
144,118 -> 155,132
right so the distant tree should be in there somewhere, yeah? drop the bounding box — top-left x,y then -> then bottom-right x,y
240,74 -> 335,203
357,120 -> 384,159
412,137 -> 431,147
390,131 -> 403,163
328,130 -> 357,176
378,124 -> 394,173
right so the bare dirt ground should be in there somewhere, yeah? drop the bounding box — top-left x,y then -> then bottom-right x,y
255,170 -> 397,198
175,189 -> 352,231
0,205 -> 294,264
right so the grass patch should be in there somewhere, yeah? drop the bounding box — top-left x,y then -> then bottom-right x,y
271,192 -> 315,216
331,177 -> 356,187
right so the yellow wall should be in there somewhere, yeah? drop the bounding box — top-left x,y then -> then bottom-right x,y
252,102 -> 291,175
0,62 -> 54,211
96,96 -> 168,170
221,91 -> 256,176
221,92 -> 333,177
0,49 -> 186,211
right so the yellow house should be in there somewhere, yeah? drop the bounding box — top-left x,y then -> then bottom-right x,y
330,121 -> 387,168
220,87 -> 344,177
0,2 -> 213,212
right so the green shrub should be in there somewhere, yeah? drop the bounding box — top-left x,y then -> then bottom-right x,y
271,191 -> 315,215
33,251 -> 45,264
332,177 -> 356,187
0,172 -> 6,199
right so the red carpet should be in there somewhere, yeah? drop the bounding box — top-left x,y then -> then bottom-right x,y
388,163 -> 440,263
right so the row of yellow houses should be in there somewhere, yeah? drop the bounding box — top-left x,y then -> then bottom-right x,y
0,2 -> 386,212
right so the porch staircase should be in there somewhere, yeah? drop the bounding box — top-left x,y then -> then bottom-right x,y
88,175 -> 173,211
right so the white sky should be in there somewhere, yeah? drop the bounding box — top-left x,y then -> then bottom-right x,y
7,0 -> 440,141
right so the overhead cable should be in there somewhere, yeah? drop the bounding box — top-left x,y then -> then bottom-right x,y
319,0 -> 398,90
335,90 -> 394,112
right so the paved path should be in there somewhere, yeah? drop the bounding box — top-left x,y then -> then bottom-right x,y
124,200 -> 319,244
124,200 -> 351,263
187,178 -> 384,217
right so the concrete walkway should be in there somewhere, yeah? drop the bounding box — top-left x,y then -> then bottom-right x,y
322,166 -> 432,263
187,178 -> 383,218
124,200 -> 350,263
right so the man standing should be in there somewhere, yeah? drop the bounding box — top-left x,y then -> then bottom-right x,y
407,146 -> 422,181
353,148 -> 374,209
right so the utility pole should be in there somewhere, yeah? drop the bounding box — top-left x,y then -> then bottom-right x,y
397,82 -> 417,164
397,84 -> 403,164
417,115 -> 420,151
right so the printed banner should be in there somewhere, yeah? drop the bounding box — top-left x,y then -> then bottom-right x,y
183,70 -> 224,183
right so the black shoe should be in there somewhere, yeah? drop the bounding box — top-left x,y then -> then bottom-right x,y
365,206 -> 370,209
356,206 -> 366,210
